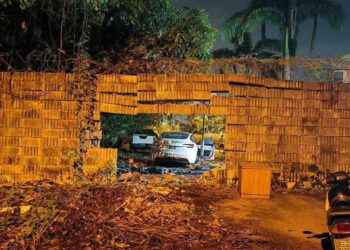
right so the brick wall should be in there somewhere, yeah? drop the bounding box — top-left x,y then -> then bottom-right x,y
1,72 -> 349,182
0,72 -> 116,182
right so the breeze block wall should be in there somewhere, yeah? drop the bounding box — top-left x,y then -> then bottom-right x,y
1,71 -> 350,182
100,73 -> 350,179
0,72 -> 116,182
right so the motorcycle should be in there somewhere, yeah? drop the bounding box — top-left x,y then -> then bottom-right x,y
326,171 -> 350,250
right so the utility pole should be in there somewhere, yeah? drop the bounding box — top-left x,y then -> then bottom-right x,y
200,114 -> 205,159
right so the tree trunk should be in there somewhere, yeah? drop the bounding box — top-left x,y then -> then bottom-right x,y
290,0 -> 297,39
59,0 -> 66,52
309,15 -> 318,56
261,22 -> 266,41
284,0 -> 295,81
58,0 -> 66,71
283,26 -> 291,80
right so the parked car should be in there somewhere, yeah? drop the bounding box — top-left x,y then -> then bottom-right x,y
155,132 -> 199,165
131,129 -> 158,151
197,137 -> 215,160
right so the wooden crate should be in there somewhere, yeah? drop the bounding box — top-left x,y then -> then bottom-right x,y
238,162 -> 272,199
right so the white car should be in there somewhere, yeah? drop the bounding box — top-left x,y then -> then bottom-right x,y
155,132 -> 199,165
198,137 -> 215,160
131,129 -> 158,151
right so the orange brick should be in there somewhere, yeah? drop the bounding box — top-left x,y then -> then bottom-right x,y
22,138 -> 41,147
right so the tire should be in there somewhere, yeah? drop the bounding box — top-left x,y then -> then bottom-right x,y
330,235 -> 335,250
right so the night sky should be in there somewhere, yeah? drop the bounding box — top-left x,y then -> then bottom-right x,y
172,0 -> 350,57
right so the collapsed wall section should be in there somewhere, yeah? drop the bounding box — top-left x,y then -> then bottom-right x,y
130,73 -> 350,178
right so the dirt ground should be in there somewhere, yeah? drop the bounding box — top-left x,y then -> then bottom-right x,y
0,176 -> 330,249
215,190 -> 330,250
0,177 -> 273,249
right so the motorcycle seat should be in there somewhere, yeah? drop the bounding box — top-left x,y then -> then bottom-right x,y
327,206 -> 350,217
328,185 -> 350,208
327,206 -> 350,225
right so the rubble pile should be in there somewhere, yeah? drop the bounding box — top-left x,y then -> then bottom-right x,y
0,177 -> 272,249
271,169 -> 327,192
117,151 -> 221,176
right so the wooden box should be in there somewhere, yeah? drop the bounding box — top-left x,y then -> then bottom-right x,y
238,162 -> 272,199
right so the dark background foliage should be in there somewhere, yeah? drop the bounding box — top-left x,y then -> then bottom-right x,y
0,0 -> 216,70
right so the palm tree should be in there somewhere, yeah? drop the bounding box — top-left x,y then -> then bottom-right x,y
298,0 -> 344,56
221,0 -> 299,80
221,0 -> 344,79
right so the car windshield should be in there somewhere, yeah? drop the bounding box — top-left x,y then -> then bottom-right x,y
161,132 -> 189,140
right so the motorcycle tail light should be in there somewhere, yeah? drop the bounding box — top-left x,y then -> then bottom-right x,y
331,223 -> 350,234
338,223 -> 350,233
184,144 -> 194,148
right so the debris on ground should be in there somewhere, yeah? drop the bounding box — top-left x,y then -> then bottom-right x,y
117,150 -> 220,177
287,182 -> 296,190
0,176 -> 274,249
271,167 -> 327,193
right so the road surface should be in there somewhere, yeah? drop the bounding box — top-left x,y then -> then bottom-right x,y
215,190 -> 330,250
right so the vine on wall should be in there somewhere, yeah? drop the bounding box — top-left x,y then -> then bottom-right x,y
68,55 -> 98,180
1,50 -> 350,81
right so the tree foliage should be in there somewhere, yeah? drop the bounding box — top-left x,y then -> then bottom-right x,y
0,0 -> 216,70
100,113 -> 155,148
220,0 -> 344,80
114,7 -> 216,61
190,115 -> 225,135
298,0 -> 344,56
220,0 -> 344,58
